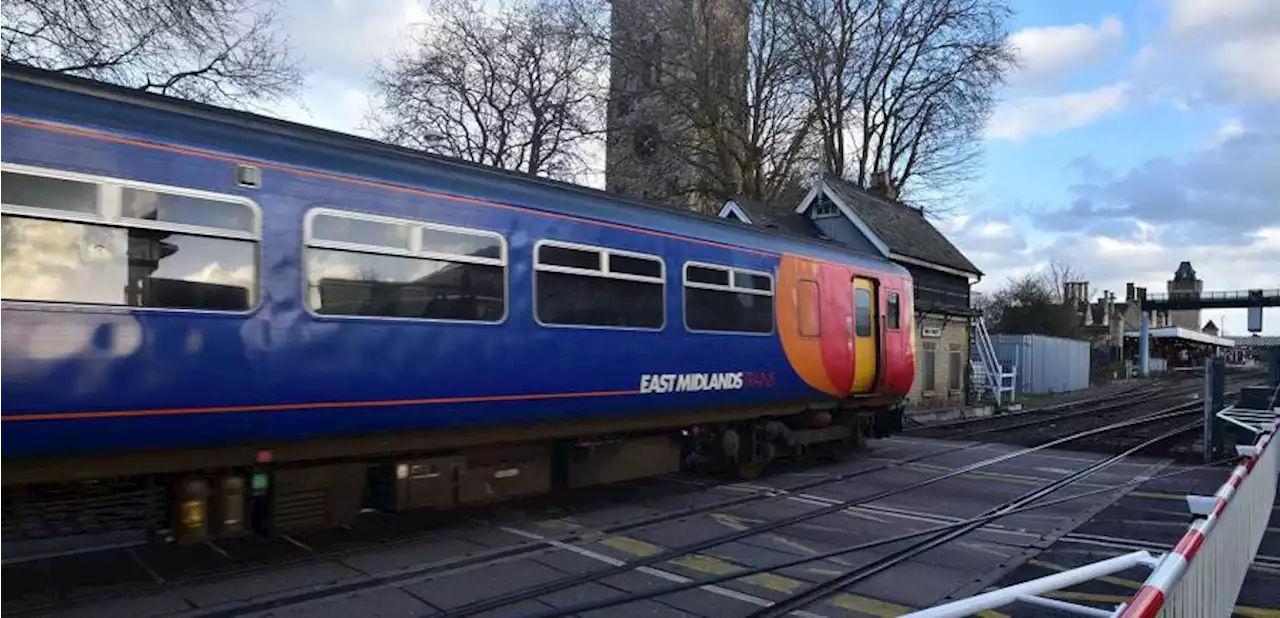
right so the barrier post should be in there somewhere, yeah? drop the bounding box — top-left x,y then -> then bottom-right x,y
1204,357 -> 1225,462
1139,311 -> 1150,378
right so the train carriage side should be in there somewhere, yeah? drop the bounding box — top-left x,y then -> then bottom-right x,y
0,64 -> 911,549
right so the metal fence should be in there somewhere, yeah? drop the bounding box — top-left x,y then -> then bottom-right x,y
989,334 -> 1091,395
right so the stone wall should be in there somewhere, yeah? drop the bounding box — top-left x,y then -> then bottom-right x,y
908,312 -> 971,406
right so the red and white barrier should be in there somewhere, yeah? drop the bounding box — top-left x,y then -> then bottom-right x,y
1118,428 -> 1277,618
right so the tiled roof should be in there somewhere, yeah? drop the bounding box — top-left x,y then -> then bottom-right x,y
724,196 -> 829,241
822,178 -> 982,276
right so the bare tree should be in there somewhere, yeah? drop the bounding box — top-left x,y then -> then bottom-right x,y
370,0 -> 607,182
582,0 -> 1013,212
788,0 -> 1016,210
980,259 -> 1088,337
1,0 -> 302,108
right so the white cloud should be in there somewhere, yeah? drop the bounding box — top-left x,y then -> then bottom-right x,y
986,83 -> 1130,141
1217,118 -> 1244,142
1166,0 -> 1277,34
1135,0 -> 1280,104
1008,16 -> 1124,89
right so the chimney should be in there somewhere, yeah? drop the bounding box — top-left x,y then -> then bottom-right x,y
868,170 -> 899,201
1125,282 -> 1135,302
1101,291 -> 1112,327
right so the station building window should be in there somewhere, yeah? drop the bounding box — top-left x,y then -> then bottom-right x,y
949,343 -> 963,392
534,240 -> 665,329
0,165 -> 258,311
305,208 -> 506,322
683,262 -> 774,334
921,342 -> 937,392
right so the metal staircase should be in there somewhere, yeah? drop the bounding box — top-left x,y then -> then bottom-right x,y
970,317 -> 1016,407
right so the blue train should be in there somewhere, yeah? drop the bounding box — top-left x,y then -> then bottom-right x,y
1,63 -> 914,545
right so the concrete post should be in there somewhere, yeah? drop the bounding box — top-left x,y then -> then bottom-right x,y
1203,356 -> 1225,463
1139,310 -> 1150,378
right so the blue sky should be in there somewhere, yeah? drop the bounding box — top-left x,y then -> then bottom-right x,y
269,0 -> 1279,335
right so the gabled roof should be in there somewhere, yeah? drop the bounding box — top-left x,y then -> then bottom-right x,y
796,177 -> 982,277
720,196 -> 830,241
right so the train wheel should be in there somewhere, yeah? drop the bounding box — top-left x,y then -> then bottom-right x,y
734,436 -> 775,480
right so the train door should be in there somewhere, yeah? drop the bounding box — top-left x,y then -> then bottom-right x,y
852,277 -> 880,393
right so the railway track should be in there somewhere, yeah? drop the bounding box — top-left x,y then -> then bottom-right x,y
434,408 -> 1211,618
9,378 -> 1260,616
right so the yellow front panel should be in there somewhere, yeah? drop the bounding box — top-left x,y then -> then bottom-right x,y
852,278 -> 879,393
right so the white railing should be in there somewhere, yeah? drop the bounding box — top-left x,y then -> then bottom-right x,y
1118,428 -> 1276,617
971,317 -> 1016,406
900,399 -> 1278,618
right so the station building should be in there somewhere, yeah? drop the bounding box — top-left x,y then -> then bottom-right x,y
718,174 -> 982,407
1062,262 -> 1246,374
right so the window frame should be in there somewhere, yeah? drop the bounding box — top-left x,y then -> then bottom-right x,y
948,343 -> 964,393
532,238 -> 666,331
886,292 -> 901,330
302,207 -> 509,325
0,162 -> 263,315
854,287 -> 873,338
921,341 -> 937,394
682,260 -> 776,336
797,278 -> 821,338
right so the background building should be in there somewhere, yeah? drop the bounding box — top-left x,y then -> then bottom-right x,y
605,0 -> 747,213
1167,261 -> 1203,330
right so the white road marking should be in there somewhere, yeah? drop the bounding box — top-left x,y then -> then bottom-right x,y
498,526 -> 830,618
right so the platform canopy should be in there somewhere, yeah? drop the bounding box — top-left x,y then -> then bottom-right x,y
1228,335 -> 1280,348
1124,326 -> 1235,347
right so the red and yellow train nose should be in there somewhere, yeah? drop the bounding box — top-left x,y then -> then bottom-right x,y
776,255 -> 856,397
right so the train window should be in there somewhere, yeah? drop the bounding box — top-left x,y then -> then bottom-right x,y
854,288 -> 872,337
121,187 -> 256,233
887,292 -> 901,329
305,209 -> 506,322
683,262 -> 774,334
537,244 -> 601,271
534,240 -> 664,329
686,265 -> 730,286
0,166 -> 259,311
1,171 -> 99,215
311,212 -> 413,250
797,279 -> 820,337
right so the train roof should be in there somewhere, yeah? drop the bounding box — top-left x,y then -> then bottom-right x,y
0,61 -> 908,277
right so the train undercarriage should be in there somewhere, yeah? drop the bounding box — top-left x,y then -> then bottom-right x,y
1,402 -> 904,556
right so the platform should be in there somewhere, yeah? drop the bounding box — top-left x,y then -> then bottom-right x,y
6,436 -> 1275,618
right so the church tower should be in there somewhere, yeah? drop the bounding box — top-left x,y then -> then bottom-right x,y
1167,261 -> 1203,330
605,0 -> 748,213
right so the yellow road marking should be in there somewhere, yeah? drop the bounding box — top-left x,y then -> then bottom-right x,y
596,533 -> 1009,617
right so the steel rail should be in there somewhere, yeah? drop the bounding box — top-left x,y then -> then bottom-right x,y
434,402 -> 1205,617
743,419 -> 1201,618
514,452 -> 1235,618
